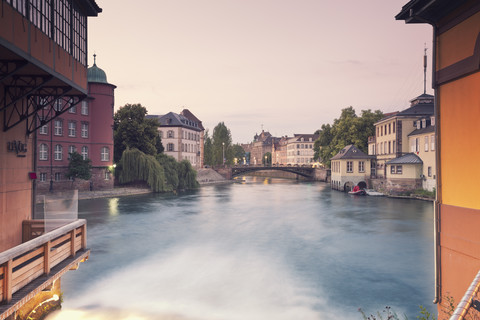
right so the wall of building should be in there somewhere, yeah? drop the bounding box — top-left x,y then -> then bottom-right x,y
0,111 -> 33,251
435,7 -> 480,309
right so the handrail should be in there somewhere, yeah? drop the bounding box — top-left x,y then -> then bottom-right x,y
450,270 -> 480,320
0,219 -> 87,303
0,219 -> 86,265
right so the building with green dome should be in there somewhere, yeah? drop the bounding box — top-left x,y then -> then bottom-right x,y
36,54 -> 116,193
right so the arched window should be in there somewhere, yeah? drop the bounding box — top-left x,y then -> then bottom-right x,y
101,147 -> 110,161
81,146 -> 88,160
54,144 -> 63,160
39,144 -> 48,160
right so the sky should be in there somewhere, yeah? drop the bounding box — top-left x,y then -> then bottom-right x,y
87,0 -> 433,144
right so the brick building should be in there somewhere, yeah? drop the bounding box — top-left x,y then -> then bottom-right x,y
36,55 -> 116,193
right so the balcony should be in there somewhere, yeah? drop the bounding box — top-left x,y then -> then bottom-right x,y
0,219 -> 90,320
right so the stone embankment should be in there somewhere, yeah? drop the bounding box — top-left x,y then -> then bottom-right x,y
196,168 -> 228,185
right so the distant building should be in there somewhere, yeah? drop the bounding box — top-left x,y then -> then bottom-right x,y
385,153 -> 423,193
36,55 -> 116,193
149,109 -> 204,168
407,116 -> 436,191
272,136 -> 288,165
285,134 -> 318,165
374,93 -> 434,178
330,145 -> 374,191
243,130 -> 278,165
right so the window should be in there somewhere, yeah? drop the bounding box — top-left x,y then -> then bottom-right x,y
69,104 -> 77,113
54,120 -> 63,136
104,171 -> 110,180
168,130 -> 174,138
54,144 -> 63,160
390,165 -> 395,174
101,147 -> 110,161
415,138 -> 419,152
347,161 -> 353,173
159,131 -> 163,139
81,146 -> 88,160
396,165 -> 403,174
388,141 -> 391,154
389,123 -> 391,134
39,117 -> 48,135
54,99 -> 62,111
428,166 -> 432,177
424,136 -> 429,152
54,172 -> 62,181
68,121 -> 76,137
39,144 -> 48,160
431,135 -> 435,151
68,145 -> 76,159
393,122 -> 395,133
39,173 -> 47,182
167,143 -> 174,151
81,122 -> 89,138
81,101 -> 88,115
358,161 -> 365,173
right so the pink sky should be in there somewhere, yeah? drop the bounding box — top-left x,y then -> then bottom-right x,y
88,0 -> 433,143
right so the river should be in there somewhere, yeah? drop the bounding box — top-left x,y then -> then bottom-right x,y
48,177 -> 435,320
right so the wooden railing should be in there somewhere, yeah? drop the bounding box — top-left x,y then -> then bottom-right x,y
0,220 -> 87,303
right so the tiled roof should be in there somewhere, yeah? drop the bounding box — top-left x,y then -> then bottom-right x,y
386,153 -> 423,165
408,125 -> 435,136
147,112 -> 202,131
331,145 -> 374,160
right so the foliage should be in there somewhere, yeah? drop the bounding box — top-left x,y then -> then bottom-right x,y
314,107 -> 383,167
263,152 -> 272,166
231,144 -> 246,163
177,160 -> 200,190
118,148 -> 166,192
212,122 -> 233,165
65,152 -> 92,181
411,188 -> 436,199
156,153 -> 179,192
203,129 -> 214,166
113,103 -> 163,162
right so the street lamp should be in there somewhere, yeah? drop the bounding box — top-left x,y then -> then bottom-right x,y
264,155 -> 267,167
222,142 -> 225,166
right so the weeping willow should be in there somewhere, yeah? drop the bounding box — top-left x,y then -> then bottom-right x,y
118,148 -> 166,192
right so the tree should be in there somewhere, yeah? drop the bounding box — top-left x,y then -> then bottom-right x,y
113,103 -> 162,162
231,144 -> 246,164
177,160 -> 199,190
313,107 -> 383,168
212,122 -> 233,165
118,148 -> 166,192
66,152 -> 92,182
203,129 -> 214,166
156,153 -> 179,191
262,152 -> 272,166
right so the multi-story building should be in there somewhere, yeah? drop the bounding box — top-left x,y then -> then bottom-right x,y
36,55 -> 116,193
149,109 -> 204,168
242,130 -> 278,165
330,145 -> 374,191
407,116 -> 436,191
272,136 -> 288,165
285,134 -> 318,165
374,93 -> 434,178
0,0 -> 101,318
397,1 -> 480,314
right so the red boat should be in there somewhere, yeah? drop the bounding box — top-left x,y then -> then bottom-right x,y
348,185 -> 366,195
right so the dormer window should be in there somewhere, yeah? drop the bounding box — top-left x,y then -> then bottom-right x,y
422,119 -> 426,128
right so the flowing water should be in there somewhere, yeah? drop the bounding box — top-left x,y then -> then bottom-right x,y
48,177 -> 435,320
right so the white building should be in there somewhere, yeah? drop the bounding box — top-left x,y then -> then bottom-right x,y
285,134 -> 318,165
148,109 -> 204,168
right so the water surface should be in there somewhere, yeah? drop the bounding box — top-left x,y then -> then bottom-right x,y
50,177 -> 434,320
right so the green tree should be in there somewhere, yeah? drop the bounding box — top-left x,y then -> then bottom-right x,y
262,152 -> 272,166
65,152 -> 92,182
203,129 -> 214,166
313,107 -> 383,168
156,153 -> 179,192
212,122 -> 233,165
177,160 -> 200,190
231,144 -> 246,164
118,148 -> 166,192
113,103 -> 162,162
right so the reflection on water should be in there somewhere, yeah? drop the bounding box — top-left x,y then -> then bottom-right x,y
48,177 -> 434,320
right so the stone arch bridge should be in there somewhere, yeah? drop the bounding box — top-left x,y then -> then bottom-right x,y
230,165 -> 315,179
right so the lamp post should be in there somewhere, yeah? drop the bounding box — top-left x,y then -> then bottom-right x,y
222,142 -> 225,166
264,155 -> 267,167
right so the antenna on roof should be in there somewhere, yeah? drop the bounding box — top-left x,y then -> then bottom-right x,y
93,53 -> 97,66
423,44 -> 427,94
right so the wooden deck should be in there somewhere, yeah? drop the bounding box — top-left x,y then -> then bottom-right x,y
0,220 -> 90,320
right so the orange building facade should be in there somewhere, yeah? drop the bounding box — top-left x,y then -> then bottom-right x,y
397,0 -> 480,314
